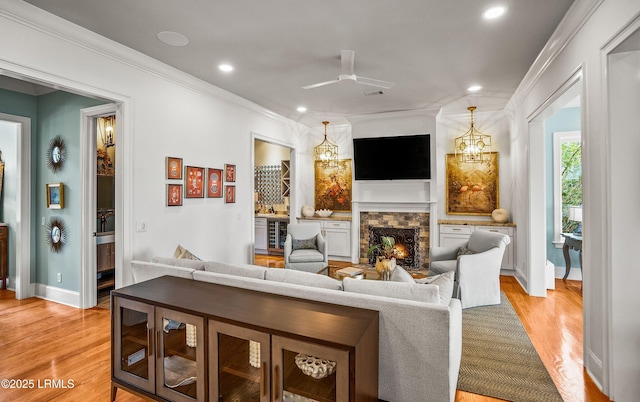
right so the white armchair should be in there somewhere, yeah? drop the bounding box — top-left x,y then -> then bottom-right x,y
284,223 -> 329,273
429,230 -> 510,309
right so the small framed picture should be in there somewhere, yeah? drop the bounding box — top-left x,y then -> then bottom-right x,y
166,157 -> 183,180
46,183 -> 64,209
167,184 -> 183,206
207,168 -> 223,198
185,166 -> 205,198
225,164 -> 236,182
225,185 -> 236,203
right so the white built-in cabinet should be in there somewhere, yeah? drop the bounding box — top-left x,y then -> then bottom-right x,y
298,218 -> 351,260
255,217 -> 268,254
439,222 -> 516,271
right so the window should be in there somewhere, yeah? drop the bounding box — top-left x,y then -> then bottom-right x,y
553,131 -> 582,247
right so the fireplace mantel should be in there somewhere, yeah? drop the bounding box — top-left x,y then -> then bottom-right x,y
353,200 -> 436,213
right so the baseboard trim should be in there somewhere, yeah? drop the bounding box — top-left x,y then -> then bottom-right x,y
35,283 -> 80,308
554,265 -> 583,281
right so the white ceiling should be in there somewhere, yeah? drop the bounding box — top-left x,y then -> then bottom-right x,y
19,0 -> 574,126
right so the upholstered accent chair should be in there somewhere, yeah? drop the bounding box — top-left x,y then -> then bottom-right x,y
283,223 -> 328,273
429,230 -> 510,309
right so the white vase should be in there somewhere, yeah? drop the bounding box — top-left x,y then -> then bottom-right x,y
301,205 -> 314,217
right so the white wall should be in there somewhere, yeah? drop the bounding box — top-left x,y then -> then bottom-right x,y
254,140 -> 290,166
0,2 -> 306,288
608,46 -> 640,402
505,0 -> 640,398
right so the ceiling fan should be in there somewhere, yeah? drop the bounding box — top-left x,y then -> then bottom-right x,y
302,50 -> 394,90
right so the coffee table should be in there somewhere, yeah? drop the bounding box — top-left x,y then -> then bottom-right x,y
324,265 -> 428,281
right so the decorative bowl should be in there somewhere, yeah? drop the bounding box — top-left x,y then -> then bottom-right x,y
294,354 -> 337,379
315,209 -> 333,217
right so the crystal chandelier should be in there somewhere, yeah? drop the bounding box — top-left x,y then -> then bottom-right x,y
454,106 -> 492,163
314,121 -> 338,168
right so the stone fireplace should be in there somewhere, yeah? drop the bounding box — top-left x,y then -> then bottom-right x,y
359,211 -> 430,270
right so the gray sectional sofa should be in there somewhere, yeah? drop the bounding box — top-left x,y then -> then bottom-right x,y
130,257 -> 462,402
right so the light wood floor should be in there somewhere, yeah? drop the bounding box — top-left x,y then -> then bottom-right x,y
0,258 -> 609,402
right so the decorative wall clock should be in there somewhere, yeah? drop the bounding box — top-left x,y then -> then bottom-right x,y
46,136 -> 67,173
45,217 -> 67,253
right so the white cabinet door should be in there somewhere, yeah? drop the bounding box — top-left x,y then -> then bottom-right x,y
324,228 -> 351,257
255,218 -> 268,254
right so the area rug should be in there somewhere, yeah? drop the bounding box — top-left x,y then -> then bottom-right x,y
457,293 -> 564,401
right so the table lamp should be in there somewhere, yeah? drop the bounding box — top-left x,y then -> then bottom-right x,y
569,206 -> 582,236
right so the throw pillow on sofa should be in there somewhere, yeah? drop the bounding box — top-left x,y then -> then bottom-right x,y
173,244 -> 201,260
416,271 -> 455,305
343,278 -> 441,305
390,265 -> 415,283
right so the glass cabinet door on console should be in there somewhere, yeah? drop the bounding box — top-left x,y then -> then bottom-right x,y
209,321 -> 271,402
155,307 -> 205,402
113,298 -> 155,394
272,335 -> 349,402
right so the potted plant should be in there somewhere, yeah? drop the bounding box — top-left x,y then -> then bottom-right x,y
367,236 -> 398,280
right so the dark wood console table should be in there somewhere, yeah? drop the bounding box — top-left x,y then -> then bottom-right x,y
111,276 -> 379,401
561,233 -> 582,280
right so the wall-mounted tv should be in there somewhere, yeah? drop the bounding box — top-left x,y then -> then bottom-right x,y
353,134 -> 431,180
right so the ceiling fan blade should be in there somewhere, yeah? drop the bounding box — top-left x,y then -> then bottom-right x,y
341,50 -> 355,75
302,79 -> 340,90
356,76 -> 394,89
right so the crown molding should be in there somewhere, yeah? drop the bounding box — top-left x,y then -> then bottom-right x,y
0,1 -> 302,128
508,0 -> 604,107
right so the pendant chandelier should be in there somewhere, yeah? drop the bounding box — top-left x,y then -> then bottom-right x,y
454,106 -> 492,163
314,121 -> 338,168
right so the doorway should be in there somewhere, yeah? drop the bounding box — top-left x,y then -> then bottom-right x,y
0,113 -> 31,300
527,70 -> 583,297
81,104 -> 118,308
251,135 -> 295,266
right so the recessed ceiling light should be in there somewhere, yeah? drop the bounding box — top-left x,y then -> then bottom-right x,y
467,85 -> 483,92
156,31 -> 189,47
483,6 -> 506,20
218,64 -> 234,72
297,106 -> 307,113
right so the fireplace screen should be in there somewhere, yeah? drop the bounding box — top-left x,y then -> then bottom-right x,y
368,226 -> 420,269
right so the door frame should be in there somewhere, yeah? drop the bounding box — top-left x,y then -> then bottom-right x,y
0,112 -> 31,299
80,104 -> 118,308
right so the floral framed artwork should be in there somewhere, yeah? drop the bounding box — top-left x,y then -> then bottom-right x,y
166,157 -> 183,179
167,184 -> 183,206
225,164 -> 236,182
46,182 -> 64,209
225,185 -> 236,203
314,159 -> 352,212
446,152 -> 499,215
185,166 -> 205,198
207,168 -> 223,198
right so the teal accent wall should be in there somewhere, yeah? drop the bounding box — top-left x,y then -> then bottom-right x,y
0,88 -> 106,291
36,91 -> 106,291
545,107 -> 581,268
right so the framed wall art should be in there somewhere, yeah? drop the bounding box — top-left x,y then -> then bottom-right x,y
46,182 -> 64,209
207,168 -> 223,198
185,166 -> 205,198
314,159 -> 352,212
225,185 -> 236,203
225,164 -> 236,182
446,152 -> 499,215
167,183 -> 183,206
166,157 -> 183,179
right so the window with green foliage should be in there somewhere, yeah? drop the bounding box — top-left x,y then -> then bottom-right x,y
561,141 -> 582,232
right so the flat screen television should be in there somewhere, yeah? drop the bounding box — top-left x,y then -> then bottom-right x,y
353,134 -> 431,180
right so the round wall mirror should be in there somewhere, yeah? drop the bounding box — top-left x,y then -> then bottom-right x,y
45,217 -> 67,253
47,136 -> 66,173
